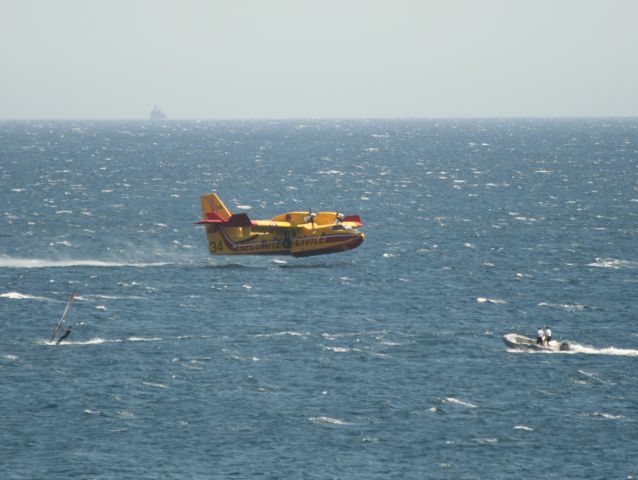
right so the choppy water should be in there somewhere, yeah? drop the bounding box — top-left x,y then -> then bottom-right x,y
1,119 -> 637,479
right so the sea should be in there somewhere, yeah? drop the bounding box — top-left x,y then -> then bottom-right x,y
1,118 -> 637,479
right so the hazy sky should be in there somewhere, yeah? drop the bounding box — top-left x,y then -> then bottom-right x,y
1,0 -> 637,119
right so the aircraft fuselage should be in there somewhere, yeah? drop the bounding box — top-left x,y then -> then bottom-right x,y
196,193 -> 364,257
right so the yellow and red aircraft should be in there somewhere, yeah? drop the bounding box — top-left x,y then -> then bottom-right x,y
195,193 -> 364,257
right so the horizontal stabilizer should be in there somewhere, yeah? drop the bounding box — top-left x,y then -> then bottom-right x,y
194,212 -> 252,227
194,212 -> 227,224
342,215 -> 363,227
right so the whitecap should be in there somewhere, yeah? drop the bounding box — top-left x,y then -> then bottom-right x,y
538,302 -> 586,311
2,354 -> 19,361
442,397 -> 478,408
308,416 -> 351,426
476,437 -> 498,444
323,346 -> 350,353
256,331 -> 305,338
592,412 -> 625,420
142,381 -> 168,389
514,425 -> 534,431
476,297 -> 506,304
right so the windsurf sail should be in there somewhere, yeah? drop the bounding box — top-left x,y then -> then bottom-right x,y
50,293 -> 76,343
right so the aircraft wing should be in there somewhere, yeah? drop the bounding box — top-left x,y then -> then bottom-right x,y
251,220 -> 292,229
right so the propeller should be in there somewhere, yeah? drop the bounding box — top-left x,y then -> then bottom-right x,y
305,209 -> 316,230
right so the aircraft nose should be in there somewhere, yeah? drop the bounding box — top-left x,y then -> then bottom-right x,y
349,232 -> 364,249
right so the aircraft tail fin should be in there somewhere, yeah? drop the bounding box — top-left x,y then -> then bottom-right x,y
200,193 -> 232,221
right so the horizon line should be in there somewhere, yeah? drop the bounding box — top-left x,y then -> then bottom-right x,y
1,115 -> 638,122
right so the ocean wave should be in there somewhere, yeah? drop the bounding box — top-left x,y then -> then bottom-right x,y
538,302 -> 588,311
442,397 -> 478,408
591,412 -> 625,420
514,425 -> 534,431
323,346 -> 351,353
476,297 -> 506,304
142,381 -> 168,389
308,416 -> 352,426
255,331 -> 307,338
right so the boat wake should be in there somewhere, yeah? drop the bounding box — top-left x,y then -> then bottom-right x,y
39,336 -> 163,346
508,342 -> 638,357
566,343 -> 638,357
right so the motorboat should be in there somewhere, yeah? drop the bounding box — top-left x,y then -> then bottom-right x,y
503,333 -> 570,352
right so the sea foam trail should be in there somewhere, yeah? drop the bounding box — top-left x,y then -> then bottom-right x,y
508,343 -> 638,357
0,257 -> 170,268
569,344 -> 638,357
39,337 -> 163,346
1,291 -> 51,301
587,258 -> 638,269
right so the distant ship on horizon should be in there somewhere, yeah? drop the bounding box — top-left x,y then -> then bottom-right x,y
149,106 -> 167,120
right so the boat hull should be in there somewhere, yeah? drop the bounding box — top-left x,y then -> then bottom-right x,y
503,333 -> 570,352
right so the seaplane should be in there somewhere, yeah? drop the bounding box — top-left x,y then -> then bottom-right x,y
195,193 -> 364,257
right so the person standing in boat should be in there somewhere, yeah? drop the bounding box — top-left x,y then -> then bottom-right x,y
545,326 -> 552,345
536,327 -> 545,345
